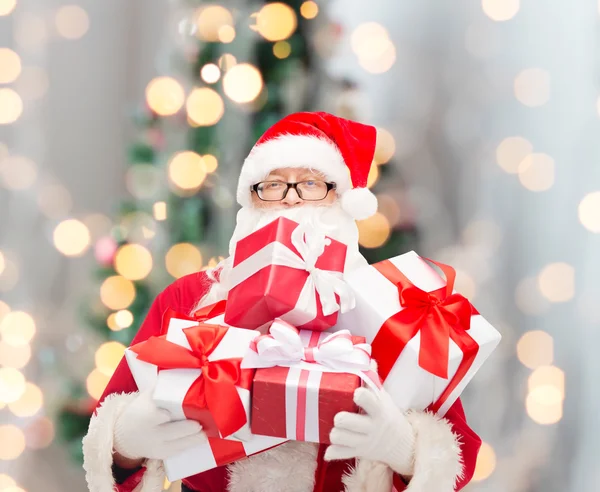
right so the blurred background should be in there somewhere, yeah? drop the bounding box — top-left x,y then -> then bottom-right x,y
0,0 -> 598,490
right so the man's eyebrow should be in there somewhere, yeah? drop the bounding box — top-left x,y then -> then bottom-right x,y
265,174 -> 285,180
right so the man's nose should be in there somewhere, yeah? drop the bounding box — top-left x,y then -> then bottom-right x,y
281,186 -> 303,206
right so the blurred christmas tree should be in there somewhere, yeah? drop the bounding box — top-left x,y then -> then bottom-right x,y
57,0 -> 336,465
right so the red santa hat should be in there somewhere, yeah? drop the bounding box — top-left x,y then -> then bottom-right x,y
236,111 -> 378,220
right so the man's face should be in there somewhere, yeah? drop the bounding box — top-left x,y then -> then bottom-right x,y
251,167 -> 337,209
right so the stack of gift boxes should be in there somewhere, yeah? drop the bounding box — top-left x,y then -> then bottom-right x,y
124,217 -> 502,481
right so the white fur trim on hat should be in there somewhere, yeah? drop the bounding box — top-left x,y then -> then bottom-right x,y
82,392 -> 165,492
237,134 -> 352,208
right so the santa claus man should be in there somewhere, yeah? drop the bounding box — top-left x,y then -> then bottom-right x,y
82,112 -> 481,492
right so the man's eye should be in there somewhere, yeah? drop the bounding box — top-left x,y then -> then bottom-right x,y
268,182 -> 284,188
305,181 -> 316,187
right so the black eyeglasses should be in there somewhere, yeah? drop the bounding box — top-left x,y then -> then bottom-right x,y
251,180 -> 336,201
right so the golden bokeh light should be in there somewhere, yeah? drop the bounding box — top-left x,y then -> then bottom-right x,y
114,309 -> 134,329
53,219 -> 91,257
357,213 -> 391,248
168,151 -> 207,191
526,389 -> 563,425
578,191 -> 600,233
528,365 -> 565,396
95,341 -> 126,377
218,53 -> 237,72
482,0 -> 520,21
518,153 -> 554,191
223,63 -> 263,103
8,382 -> 43,417
0,0 -> 16,16
367,163 -> 379,188
218,25 -> 236,43
538,262 -> 575,303
253,3 -> 297,42
55,5 -> 89,39
38,182 -> 72,218
0,48 -> 21,83
86,368 -> 110,400
0,425 -> 26,459
495,136 -> 532,174
0,311 -> 35,346
515,276 -> 549,316
195,5 -> 234,42
100,276 -> 136,310
359,44 -> 396,74
166,243 -> 203,279
472,441 -> 496,481
0,88 -> 23,125
203,154 -> 218,173
0,474 -> 16,488
374,127 -> 396,164
516,330 -> 553,369
351,22 -> 396,74
514,68 -> 550,107
153,201 -> 167,221
201,63 -> 221,84
16,66 -> 49,100
300,1 -> 319,19
0,368 -> 26,403
0,300 -> 9,319
146,77 -> 185,117
24,416 -> 54,449
106,313 -> 120,331
273,41 -> 292,59
0,155 -> 37,190
186,87 -> 224,126
114,244 -> 153,281
0,341 -> 31,369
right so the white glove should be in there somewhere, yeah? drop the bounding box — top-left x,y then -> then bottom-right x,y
325,387 -> 416,476
113,390 -> 207,461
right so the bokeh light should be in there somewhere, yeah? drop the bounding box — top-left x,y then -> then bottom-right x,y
223,63 -> 263,103
578,191 -> 600,233
0,155 -> 37,190
538,262 -> 575,303
472,441 -> 497,481
0,475 -> 16,489
253,3 -> 297,41
195,5 -> 234,42
496,136 -> 533,174
374,127 -> 396,164
0,0 -> 16,16
357,213 -> 391,248
526,389 -> 563,425
146,77 -> 185,116
24,416 -> 54,449
8,382 -> 43,417
186,87 -> 224,126
482,0 -> 520,21
218,25 -> 235,43
201,63 -> 221,84
203,154 -> 218,173
352,23 -> 396,74
514,68 -> 550,107
55,5 -> 89,39
0,48 -> 21,83
0,368 -> 26,403
0,300 -> 8,319
168,151 -> 207,191
166,243 -> 203,278
153,201 -> 167,221
53,219 -> 91,257
528,365 -> 565,397
86,369 -> 110,400
0,341 -> 31,369
0,311 -> 36,346
517,330 -> 553,369
273,41 -> 292,59
100,276 -> 136,310
114,310 -> 134,330
518,153 -> 554,191
0,425 -> 26,459
37,182 -> 73,218
0,88 -> 23,124
114,244 -> 153,281
218,53 -> 237,72
367,164 -> 379,188
15,13 -> 47,52
300,1 -> 319,19
95,341 -> 126,377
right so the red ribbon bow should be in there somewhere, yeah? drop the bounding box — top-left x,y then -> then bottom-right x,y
132,306 -> 252,438
371,258 -> 480,413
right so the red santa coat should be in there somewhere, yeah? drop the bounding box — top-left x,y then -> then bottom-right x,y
82,271 -> 481,492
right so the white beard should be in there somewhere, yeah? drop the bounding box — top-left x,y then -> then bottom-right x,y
194,202 -> 368,311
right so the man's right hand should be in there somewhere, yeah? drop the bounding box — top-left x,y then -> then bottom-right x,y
113,390 -> 207,466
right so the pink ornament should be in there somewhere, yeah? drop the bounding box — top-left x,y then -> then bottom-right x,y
95,236 -> 118,266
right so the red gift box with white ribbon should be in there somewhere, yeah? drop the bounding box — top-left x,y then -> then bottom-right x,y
241,319 -> 381,444
224,217 -> 355,332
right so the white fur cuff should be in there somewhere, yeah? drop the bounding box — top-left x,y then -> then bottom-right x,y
82,392 -> 165,492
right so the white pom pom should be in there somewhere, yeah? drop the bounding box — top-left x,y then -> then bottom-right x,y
340,187 -> 378,220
